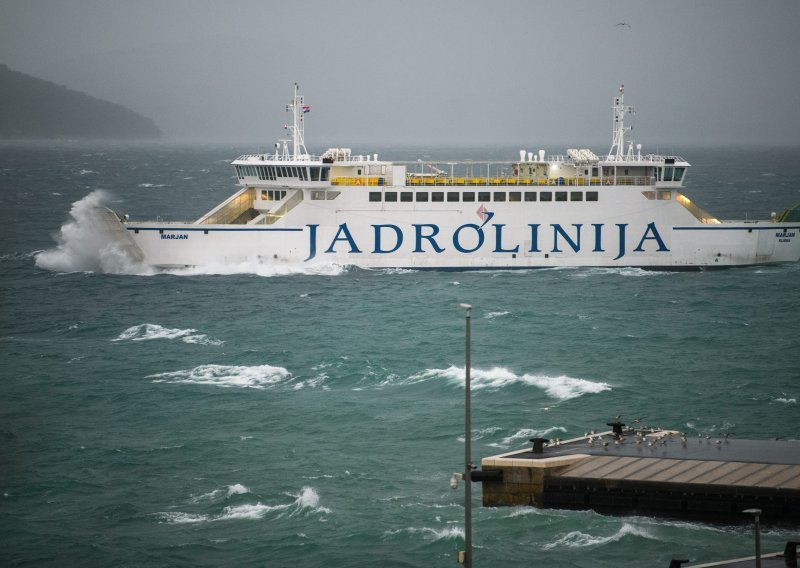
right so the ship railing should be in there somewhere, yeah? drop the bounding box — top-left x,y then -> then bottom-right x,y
396,176 -> 654,187
235,153 -> 380,163
331,176 -> 388,186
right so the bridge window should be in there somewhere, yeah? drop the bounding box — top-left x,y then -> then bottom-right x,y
416,192 -> 429,202
509,192 -> 521,202
673,167 -> 685,182
493,192 -> 506,202
586,191 -> 598,201
401,192 -> 413,202
462,192 -> 475,202
663,167 -> 674,181
385,192 -> 397,202
369,192 -> 381,202
432,192 -> 444,202
447,192 -> 459,202
524,192 -> 537,202
555,191 -> 568,202
570,192 -> 583,201
478,192 -> 490,202
540,192 -> 552,202
321,167 -> 330,181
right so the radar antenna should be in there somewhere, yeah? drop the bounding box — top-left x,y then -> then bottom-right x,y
283,83 -> 309,159
607,84 -> 635,161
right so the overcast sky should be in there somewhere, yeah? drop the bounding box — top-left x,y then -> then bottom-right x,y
2,0 -> 799,148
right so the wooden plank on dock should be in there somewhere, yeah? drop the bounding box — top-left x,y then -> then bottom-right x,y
479,427 -> 800,521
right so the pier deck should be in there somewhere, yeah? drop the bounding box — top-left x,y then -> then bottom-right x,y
479,427 -> 800,521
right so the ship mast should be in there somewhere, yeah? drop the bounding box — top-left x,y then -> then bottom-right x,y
607,84 -> 635,161
284,82 -> 308,159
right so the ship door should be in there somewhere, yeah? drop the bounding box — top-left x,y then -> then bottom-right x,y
756,229 -> 776,259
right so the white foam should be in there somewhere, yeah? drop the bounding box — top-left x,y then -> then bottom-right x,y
775,397 -> 797,404
574,267 -> 668,278
35,191 -> 153,275
542,523 -> 657,550
383,525 -> 464,541
489,426 -> 568,449
219,502 -> 284,520
484,311 -> 510,319
163,261 -> 346,278
405,366 -> 610,399
162,486 -> 328,524
155,512 -> 209,524
113,323 -> 224,346
148,364 -> 292,389
190,484 -> 251,503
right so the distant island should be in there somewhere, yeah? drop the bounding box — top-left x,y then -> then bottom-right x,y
0,64 -> 162,140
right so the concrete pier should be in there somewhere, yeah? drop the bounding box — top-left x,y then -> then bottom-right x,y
479,426 -> 800,522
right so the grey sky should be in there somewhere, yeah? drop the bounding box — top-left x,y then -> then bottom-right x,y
2,0 -> 799,147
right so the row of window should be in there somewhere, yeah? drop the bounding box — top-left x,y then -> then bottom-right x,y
260,190 -> 287,201
368,190 -> 599,203
236,165 -> 331,182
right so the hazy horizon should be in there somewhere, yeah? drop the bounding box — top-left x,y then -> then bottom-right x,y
2,0 -> 799,148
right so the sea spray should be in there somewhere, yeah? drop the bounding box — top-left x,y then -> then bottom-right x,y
35,190 -> 151,274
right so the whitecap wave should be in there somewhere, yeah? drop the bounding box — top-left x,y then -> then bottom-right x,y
775,396 -> 796,404
484,311 -> 510,319
383,525 -> 464,541
155,512 -> 209,524
35,191 -> 152,274
191,484 -> 251,503
113,323 -> 223,346
488,426 -> 568,448
404,366 -> 610,399
148,364 -> 291,389
542,523 -> 657,550
158,486 -> 328,524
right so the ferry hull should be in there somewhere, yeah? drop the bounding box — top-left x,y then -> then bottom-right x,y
123,200 -> 800,270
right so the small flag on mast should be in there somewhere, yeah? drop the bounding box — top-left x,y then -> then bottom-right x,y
302,105 -> 311,114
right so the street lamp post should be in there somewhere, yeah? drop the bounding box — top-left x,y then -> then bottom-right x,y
459,303 -> 473,567
743,508 -> 762,568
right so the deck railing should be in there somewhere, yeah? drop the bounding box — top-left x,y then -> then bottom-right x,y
330,176 -> 654,187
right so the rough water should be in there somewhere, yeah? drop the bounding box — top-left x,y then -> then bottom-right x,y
1,142 -> 799,567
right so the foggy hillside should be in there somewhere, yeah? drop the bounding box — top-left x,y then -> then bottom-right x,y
0,64 -> 162,140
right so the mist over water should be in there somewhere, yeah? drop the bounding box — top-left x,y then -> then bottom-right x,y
1,142 -> 799,567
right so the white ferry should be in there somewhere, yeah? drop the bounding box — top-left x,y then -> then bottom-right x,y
107,84 -> 800,270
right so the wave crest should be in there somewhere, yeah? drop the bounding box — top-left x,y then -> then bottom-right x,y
543,523 -> 657,550
157,486 -> 329,524
113,323 -> 223,346
404,366 -> 610,399
148,364 -> 291,389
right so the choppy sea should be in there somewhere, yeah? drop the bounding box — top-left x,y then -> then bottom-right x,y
1,142 -> 799,567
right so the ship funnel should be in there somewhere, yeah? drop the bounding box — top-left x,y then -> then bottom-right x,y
519,150 -> 526,162
528,152 -> 533,163
538,149 -> 545,162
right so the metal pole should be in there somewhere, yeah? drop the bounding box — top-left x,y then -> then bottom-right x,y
459,303 -> 473,568
743,509 -> 762,568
